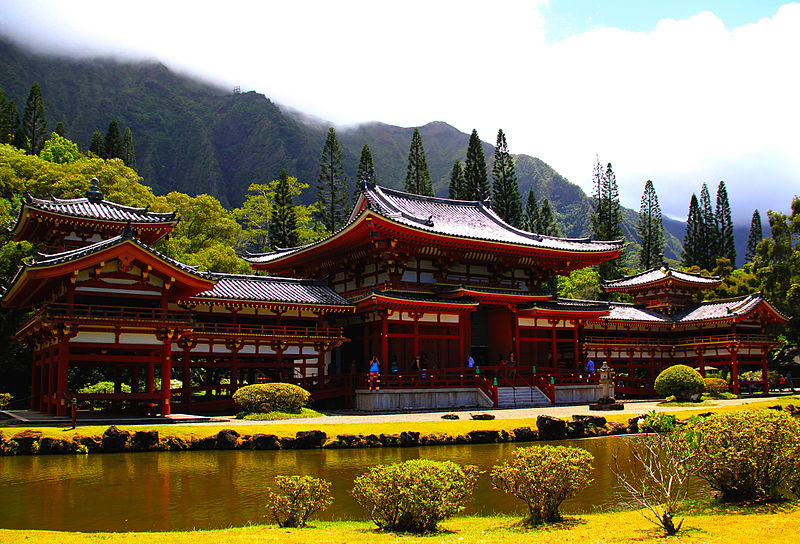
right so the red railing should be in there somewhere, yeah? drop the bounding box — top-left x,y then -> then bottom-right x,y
37,303 -> 193,323
192,322 -> 344,339
583,333 -> 773,348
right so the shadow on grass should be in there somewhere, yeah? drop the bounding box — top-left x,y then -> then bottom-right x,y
496,516 -> 588,533
628,525 -> 708,541
682,498 -> 799,517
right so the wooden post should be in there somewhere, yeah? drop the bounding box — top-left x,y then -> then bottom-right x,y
160,336 -> 172,416
56,341 -> 69,417
731,346 -> 740,394
380,311 -> 389,375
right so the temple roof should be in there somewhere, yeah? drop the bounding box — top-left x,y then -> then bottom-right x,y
518,298 -> 611,314
19,194 -> 177,224
247,183 -> 624,267
192,274 -> 351,307
604,266 -> 721,291
359,184 -> 624,252
674,293 -> 787,323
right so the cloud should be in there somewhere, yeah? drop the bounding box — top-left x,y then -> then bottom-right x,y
0,1 -> 797,223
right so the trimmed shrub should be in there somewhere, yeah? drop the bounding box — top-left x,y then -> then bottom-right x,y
687,409 -> 800,502
265,475 -> 333,528
703,378 -> 729,397
232,383 -> 310,414
490,445 -> 593,524
78,381 -> 132,394
0,393 -> 12,409
352,459 -> 479,533
654,365 -> 705,401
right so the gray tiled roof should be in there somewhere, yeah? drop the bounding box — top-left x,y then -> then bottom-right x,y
362,184 -> 624,252
518,298 -> 611,313
26,195 -> 177,223
194,274 -> 351,306
603,303 -> 672,323
604,266 -> 720,290
674,293 -> 773,323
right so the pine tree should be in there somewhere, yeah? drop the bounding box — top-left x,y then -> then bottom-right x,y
104,120 -> 122,159
539,198 -> 560,237
404,128 -> 433,196
269,169 -> 300,249
715,181 -> 735,264
448,161 -> 465,199
463,129 -> 488,200
315,127 -> 349,232
121,127 -> 137,169
89,130 -> 106,158
11,125 -> 27,150
682,194 -> 703,267
356,144 -> 376,184
524,188 -> 540,232
745,209 -> 763,263
591,159 -> 624,280
490,129 -> 522,227
0,99 -> 20,144
54,122 -> 66,137
637,180 -> 664,270
698,183 -> 718,270
23,82 -> 47,154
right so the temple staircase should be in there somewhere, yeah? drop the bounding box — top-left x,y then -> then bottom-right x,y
496,386 -> 551,408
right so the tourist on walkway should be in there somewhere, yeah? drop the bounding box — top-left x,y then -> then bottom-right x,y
787,370 -> 794,392
369,355 -> 380,390
585,359 -> 596,374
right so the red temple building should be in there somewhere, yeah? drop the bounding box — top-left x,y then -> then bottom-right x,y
2,181 -> 788,415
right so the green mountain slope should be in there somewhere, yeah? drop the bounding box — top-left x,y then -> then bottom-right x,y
0,37 -> 684,261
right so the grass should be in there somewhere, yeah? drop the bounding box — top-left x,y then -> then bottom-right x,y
240,407 -> 324,421
0,503 -> 797,544
657,399 -> 717,407
2,395 -> 798,443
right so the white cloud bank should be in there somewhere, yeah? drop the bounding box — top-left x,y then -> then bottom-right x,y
0,1 -> 798,222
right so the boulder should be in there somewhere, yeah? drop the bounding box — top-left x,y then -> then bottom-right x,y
76,435 -> 103,453
195,436 -> 217,450
441,413 -> 460,420
131,430 -> 159,451
251,433 -> 281,450
628,415 -> 647,434
399,431 -> 420,447
379,433 -> 401,447
11,430 -> 43,454
605,421 -> 628,435
767,405 -> 783,411
363,434 -> 382,447
471,413 -> 495,420
101,426 -> 130,453
468,430 -> 500,444
38,437 -> 74,454
572,415 -> 607,428
513,426 -> 537,442
279,437 -> 296,449
421,433 -> 451,446
163,436 -> 188,451
293,430 -> 327,449
536,415 -> 566,441
566,420 -> 586,439
215,429 -> 240,449
333,434 -> 361,448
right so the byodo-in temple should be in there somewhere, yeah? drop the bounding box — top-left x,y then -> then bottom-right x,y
2,181 -> 788,415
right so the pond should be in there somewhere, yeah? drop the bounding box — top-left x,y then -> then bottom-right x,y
0,435 -> 713,532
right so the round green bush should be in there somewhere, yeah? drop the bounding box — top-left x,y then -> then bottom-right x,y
490,445 -> 594,524
654,365 -> 705,401
351,459 -> 479,533
265,475 -> 333,528
232,383 -> 310,414
687,409 -> 800,501
703,377 -> 729,397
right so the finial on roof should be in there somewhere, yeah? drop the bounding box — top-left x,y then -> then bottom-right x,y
85,178 -> 104,203
122,220 -> 134,240
658,252 -> 666,269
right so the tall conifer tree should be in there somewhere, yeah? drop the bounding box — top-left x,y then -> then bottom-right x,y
315,127 -> 349,232
524,188 -> 540,232
404,128 -> 433,196
23,82 -> 47,154
0,99 -> 19,144
490,129 -> 522,227
698,183 -> 718,270
104,120 -> 122,160
715,181 -> 735,264
89,130 -> 106,158
745,209 -> 763,263
121,127 -> 136,169
356,144 -> 376,184
269,169 -> 299,249
539,199 -> 560,237
591,158 -> 624,280
682,194 -> 703,267
637,180 -> 664,270
54,122 -> 66,137
448,161 -> 465,200
464,129 -> 488,200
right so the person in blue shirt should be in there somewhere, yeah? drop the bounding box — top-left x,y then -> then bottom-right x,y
369,355 -> 380,390
585,359 -> 595,374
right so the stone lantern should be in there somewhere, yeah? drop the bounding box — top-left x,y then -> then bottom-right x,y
589,361 -> 624,411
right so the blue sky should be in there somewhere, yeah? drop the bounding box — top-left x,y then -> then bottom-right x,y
0,1 -> 798,224
544,1 -> 788,41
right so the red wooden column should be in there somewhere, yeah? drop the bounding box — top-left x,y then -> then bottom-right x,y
160,331 -> 173,416
511,308 -> 520,362
30,349 -> 40,411
761,352 -> 769,393
731,344 -> 740,394
182,343 -> 191,407
380,310 -> 389,375
550,319 -> 559,370
55,338 -> 69,416
460,310 -> 472,363
39,350 -> 48,412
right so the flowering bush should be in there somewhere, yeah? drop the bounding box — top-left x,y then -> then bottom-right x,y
265,475 -> 332,528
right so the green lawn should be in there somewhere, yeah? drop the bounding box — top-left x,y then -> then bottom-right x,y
1,504 -> 797,544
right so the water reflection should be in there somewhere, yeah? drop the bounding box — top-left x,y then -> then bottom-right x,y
0,436 -> 712,532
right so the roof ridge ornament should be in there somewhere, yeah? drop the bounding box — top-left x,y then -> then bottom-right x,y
85,178 -> 104,203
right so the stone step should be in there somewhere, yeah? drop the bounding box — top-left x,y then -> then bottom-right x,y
496,386 -> 551,407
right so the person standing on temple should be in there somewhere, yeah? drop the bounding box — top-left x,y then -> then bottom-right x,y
369,355 -> 380,390
508,351 -> 517,379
